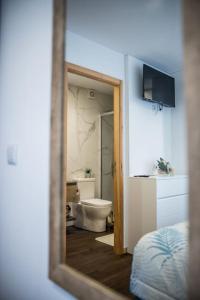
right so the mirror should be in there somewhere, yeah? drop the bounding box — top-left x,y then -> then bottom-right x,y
55,0 -> 189,299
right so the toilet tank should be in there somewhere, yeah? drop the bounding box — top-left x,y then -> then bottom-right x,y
74,178 -> 95,200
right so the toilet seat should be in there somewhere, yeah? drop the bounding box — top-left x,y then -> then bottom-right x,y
80,198 -> 112,207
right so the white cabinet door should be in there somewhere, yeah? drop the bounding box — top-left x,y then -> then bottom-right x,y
157,194 -> 188,228
156,177 -> 188,199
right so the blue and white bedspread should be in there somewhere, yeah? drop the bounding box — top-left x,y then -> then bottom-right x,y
130,222 -> 188,300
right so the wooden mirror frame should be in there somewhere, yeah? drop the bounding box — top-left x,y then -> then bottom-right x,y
49,0 -> 200,299
184,0 -> 200,297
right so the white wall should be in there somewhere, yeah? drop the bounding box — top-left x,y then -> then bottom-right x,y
66,31 -> 124,80
0,1 -> 75,300
126,55 -> 173,176
171,71 -> 188,174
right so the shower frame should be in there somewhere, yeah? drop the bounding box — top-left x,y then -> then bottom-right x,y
99,111 -> 114,202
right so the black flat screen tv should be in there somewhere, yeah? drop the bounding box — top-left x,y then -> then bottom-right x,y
143,64 -> 175,107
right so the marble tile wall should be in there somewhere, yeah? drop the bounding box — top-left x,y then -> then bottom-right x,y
67,85 -> 113,198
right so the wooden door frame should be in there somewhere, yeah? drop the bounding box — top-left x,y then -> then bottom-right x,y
66,62 -> 124,255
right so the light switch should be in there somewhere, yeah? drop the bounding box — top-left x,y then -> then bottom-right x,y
7,145 -> 18,165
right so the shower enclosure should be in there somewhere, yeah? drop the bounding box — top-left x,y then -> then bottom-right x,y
100,112 -> 114,203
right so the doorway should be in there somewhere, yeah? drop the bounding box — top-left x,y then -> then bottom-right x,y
65,62 -> 124,255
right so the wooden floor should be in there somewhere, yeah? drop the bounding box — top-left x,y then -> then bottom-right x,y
66,226 -> 135,299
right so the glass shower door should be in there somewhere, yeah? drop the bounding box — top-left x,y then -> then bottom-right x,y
101,113 -> 114,203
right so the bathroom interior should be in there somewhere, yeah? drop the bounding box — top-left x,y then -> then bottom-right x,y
66,72 -> 115,257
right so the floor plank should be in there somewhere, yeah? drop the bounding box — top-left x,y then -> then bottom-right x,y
66,226 -> 135,299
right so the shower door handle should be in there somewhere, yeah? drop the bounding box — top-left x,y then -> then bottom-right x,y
112,161 -> 116,177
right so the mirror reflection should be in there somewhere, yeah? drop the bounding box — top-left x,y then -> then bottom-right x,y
65,1 -> 188,299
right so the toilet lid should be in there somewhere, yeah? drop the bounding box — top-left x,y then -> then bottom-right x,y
80,198 -> 112,207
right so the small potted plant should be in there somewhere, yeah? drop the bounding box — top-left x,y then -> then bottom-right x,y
156,157 -> 174,175
85,168 -> 92,178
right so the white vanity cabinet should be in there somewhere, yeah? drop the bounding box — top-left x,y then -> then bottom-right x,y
127,175 -> 188,253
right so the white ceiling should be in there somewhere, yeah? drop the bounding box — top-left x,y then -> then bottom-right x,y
67,0 -> 183,74
68,72 -> 113,95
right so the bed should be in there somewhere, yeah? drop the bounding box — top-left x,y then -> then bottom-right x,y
130,222 -> 188,300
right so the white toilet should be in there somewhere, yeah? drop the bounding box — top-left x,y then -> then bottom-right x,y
73,178 -> 112,232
